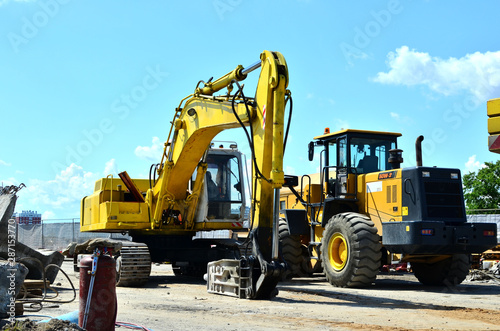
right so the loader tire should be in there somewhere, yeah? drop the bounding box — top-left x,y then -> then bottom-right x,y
320,212 -> 381,288
279,219 -> 314,279
412,254 -> 470,286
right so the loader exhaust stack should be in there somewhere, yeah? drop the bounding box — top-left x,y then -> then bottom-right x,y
415,135 -> 424,167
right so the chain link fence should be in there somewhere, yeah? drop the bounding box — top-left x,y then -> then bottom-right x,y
15,221 -> 130,252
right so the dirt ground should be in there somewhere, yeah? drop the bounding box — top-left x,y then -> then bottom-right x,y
2,259 -> 500,331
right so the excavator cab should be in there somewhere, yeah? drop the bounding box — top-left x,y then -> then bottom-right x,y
198,143 -> 246,222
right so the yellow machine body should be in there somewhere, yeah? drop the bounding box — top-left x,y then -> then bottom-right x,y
279,128 -> 497,288
280,169 -> 405,246
488,98 -> 500,153
81,51 -> 288,240
81,177 -> 151,232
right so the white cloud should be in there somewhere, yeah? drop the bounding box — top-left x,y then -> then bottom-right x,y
28,163 -> 97,209
15,163 -> 99,219
464,155 -> 486,174
42,210 -> 55,220
103,158 -> 118,176
335,119 -> 350,131
14,160 -> 127,219
374,46 -> 500,102
390,111 -> 413,125
0,159 -> 11,166
135,137 -> 164,161
284,165 -> 296,176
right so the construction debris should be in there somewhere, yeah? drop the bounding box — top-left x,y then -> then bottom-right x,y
0,184 -> 25,196
1,318 -> 84,331
0,192 -> 64,284
468,261 -> 500,284
63,238 -> 123,257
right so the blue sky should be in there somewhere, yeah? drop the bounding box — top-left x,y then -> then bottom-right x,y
1,0 -> 499,220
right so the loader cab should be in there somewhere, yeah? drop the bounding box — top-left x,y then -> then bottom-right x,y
310,129 -> 401,199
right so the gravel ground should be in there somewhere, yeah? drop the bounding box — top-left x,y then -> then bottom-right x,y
2,259 -> 500,331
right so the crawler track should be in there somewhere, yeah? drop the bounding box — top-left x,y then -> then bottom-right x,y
116,242 -> 152,287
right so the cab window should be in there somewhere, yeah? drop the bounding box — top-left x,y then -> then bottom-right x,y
350,137 -> 395,174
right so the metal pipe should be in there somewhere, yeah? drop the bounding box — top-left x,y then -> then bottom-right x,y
197,60 -> 261,96
415,135 -> 424,167
242,61 -> 261,76
272,188 -> 280,260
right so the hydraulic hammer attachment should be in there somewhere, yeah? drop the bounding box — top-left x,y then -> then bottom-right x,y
206,235 -> 285,299
207,257 -> 283,299
206,258 -> 255,299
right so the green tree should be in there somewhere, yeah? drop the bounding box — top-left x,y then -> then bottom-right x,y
463,160 -> 500,213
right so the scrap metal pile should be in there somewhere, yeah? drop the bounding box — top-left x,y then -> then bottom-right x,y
0,185 -> 66,319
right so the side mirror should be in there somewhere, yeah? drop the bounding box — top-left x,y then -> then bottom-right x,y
308,141 -> 314,161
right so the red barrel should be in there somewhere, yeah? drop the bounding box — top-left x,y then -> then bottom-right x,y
79,254 -> 117,331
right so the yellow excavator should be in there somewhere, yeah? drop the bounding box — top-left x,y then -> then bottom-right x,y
279,128 -> 498,287
80,50 -> 290,299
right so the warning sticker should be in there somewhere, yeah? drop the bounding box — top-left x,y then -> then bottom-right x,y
262,104 -> 267,130
367,181 -> 382,193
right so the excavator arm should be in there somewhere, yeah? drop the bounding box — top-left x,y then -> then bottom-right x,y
151,50 -> 289,299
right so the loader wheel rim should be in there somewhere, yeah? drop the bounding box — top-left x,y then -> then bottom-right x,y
328,232 -> 348,271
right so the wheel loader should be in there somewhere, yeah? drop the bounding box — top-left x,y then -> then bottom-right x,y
279,128 -> 498,287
